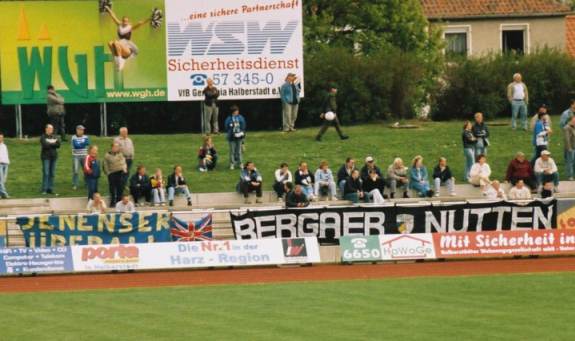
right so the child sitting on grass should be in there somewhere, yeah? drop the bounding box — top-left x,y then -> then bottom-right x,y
198,135 -> 218,172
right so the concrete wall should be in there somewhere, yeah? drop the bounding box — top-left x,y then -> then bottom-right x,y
435,16 -> 566,56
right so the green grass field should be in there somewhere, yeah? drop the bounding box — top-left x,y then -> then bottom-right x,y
0,273 -> 574,340
1,118 -> 566,198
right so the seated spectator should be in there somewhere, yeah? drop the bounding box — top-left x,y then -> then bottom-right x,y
469,154 -> 491,190
360,156 -> 383,182
86,192 -> 107,214
150,168 -> 167,206
336,157 -> 356,195
115,194 -> 136,213
387,157 -> 409,199
286,183 -> 310,208
198,135 -> 217,172
409,155 -> 433,198
344,169 -> 364,203
129,165 -> 151,206
432,157 -> 456,197
314,160 -> 337,200
295,161 -> 315,201
273,163 -> 293,202
167,165 -> 193,207
363,169 -> 386,204
534,150 -> 559,193
239,161 -> 263,204
483,180 -> 507,200
541,182 -> 554,199
505,152 -> 536,190
508,179 -> 532,200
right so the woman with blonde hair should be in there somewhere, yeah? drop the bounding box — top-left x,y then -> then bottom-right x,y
314,160 -> 337,200
409,155 -> 433,198
387,157 -> 409,198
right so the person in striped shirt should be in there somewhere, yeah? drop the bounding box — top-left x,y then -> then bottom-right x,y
71,125 -> 90,190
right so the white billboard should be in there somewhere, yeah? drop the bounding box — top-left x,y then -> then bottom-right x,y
165,0 -> 304,101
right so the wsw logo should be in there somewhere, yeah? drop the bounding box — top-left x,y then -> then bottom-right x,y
167,20 -> 298,57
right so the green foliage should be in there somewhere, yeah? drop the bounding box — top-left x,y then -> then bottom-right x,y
433,49 -> 575,120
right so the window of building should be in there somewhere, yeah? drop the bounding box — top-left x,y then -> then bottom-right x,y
501,24 -> 529,55
443,26 -> 471,57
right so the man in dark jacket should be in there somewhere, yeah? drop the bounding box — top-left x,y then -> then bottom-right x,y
202,79 -> 220,134
46,85 -> 67,141
472,112 -> 490,157
286,183 -> 310,208
129,165 -> 152,206
336,157 -> 356,195
315,84 -> 349,141
40,124 -> 61,195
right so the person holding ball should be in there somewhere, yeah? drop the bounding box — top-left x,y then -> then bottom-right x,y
315,84 -> 349,141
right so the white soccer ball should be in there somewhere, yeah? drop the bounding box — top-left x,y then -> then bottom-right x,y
324,111 -> 336,121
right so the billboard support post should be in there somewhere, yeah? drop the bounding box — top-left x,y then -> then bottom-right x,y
99,103 -> 108,137
15,105 -> 23,139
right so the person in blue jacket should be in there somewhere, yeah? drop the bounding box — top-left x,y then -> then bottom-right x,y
532,105 -> 552,165
224,105 -> 246,170
409,155 -> 433,198
280,73 -> 301,132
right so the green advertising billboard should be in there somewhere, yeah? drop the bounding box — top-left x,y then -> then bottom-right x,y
0,0 -> 167,104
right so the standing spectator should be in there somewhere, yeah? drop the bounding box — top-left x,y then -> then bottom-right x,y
46,85 -> 67,141
198,135 -> 218,172
0,133 -> 9,199
462,120 -> 477,180
315,84 -> 349,141
532,110 -> 552,165
86,192 -> 107,214
534,150 -> 559,192
71,125 -> 90,190
295,162 -> 315,201
360,156 -> 383,182
484,180 -> 507,200
83,145 -> 100,200
564,116 -> 575,180
239,161 -> 263,204
343,169 -> 364,203
280,73 -> 301,132
225,105 -> 246,170
286,184 -> 310,208
409,155 -> 433,198
508,180 -> 532,200
115,194 -> 136,213
560,99 -> 575,129
103,142 -> 127,206
150,168 -> 167,206
114,127 -> 134,176
363,169 -> 386,204
472,112 -> 489,157
167,165 -> 193,207
273,163 -> 293,201
202,79 -> 220,134
314,160 -> 337,200
129,165 -> 151,206
469,154 -> 491,191
507,73 -> 529,130
433,157 -> 456,197
387,157 -> 410,199
505,152 -> 536,190
336,157 -> 356,195
40,124 -> 61,195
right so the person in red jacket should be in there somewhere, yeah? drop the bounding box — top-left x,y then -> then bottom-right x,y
505,151 -> 536,190
83,145 -> 101,200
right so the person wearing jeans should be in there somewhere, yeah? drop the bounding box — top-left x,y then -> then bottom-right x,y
225,105 -> 246,170
534,151 -> 559,192
295,162 -> 315,201
103,142 -> 127,207
432,157 -> 456,197
167,165 -> 193,206
564,116 -> 575,180
40,124 -> 61,195
238,162 -> 263,204
314,160 -> 337,200
71,125 -> 90,190
462,120 -> 476,180
472,112 -> 489,157
507,73 -> 529,130
0,133 -> 9,198
336,157 -> 356,197
83,146 -> 100,200
409,155 -> 433,198
387,158 -> 410,199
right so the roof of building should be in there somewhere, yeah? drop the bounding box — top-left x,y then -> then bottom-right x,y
421,0 -> 572,20
566,15 -> 575,57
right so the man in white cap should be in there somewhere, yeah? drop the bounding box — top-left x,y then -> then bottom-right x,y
360,156 -> 383,182
534,150 -> 559,193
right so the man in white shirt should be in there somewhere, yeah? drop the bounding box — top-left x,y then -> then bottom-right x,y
484,180 -> 507,200
115,194 -> 136,213
0,133 -> 9,198
273,163 -> 293,202
114,127 -> 135,176
508,180 -> 532,200
507,73 -> 529,131
534,150 -> 559,193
